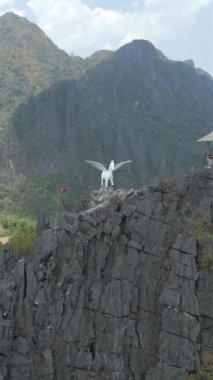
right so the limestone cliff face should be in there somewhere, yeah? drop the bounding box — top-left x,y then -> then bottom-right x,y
0,169 -> 212,380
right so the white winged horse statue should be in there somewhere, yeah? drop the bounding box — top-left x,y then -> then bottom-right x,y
85,160 -> 132,188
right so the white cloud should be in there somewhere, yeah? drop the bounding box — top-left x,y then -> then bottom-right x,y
0,0 -> 14,7
25,0 -> 212,56
0,0 -> 212,60
142,0 -> 213,41
0,0 -> 33,18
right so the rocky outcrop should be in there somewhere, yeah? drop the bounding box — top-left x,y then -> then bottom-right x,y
0,169 -> 212,379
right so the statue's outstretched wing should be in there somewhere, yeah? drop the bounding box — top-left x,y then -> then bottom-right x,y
85,160 -> 107,173
114,161 -> 132,171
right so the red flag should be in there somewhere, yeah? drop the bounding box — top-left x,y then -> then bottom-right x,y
58,187 -> 69,193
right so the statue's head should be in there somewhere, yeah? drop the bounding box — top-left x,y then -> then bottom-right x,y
109,160 -> 115,170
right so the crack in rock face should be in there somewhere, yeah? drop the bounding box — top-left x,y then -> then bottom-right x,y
0,169 -> 212,379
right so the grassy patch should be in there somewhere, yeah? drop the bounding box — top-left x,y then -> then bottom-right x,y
9,224 -> 36,258
187,362 -> 213,380
0,213 -> 35,236
0,212 -> 36,259
189,218 -> 213,270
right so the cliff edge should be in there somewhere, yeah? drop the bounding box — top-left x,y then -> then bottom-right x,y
0,168 -> 212,379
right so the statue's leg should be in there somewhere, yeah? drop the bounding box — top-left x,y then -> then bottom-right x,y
111,176 -> 114,186
105,178 -> 108,188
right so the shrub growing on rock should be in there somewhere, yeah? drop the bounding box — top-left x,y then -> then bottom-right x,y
9,224 -> 36,257
189,218 -> 213,270
187,362 -> 213,379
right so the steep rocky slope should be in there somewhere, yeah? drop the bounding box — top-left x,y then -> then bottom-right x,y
0,167 -> 212,379
0,12 -> 111,129
0,12 -> 71,129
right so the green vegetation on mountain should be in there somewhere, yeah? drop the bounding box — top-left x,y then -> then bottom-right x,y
0,12 -> 213,217
0,213 -> 34,233
0,12 -> 111,129
9,223 -> 36,257
190,218 -> 213,270
0,12 -> 112,215
0,12 -> 69,128
9,40 -> 213,216
187,362 -> 213,380
0,212 -> 35,259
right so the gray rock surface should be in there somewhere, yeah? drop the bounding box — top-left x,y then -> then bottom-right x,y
0,169 -> 212,379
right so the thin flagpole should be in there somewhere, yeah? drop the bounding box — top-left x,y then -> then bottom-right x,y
54,187 -> 69,232
54,190 -> 60,232
56,191 -> 60,217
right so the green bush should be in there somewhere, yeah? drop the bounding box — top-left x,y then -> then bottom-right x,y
187,362 -> 213,380
9,224 -> 36,257
189,218 -> 213,270
201,249 -> 213,269
190,219 -> 213,243
0,213 -> 35,235
10,178 -> 57,216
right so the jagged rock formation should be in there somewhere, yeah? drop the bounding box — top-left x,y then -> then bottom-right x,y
184,59 -> 212,79
0,169 -> 212,379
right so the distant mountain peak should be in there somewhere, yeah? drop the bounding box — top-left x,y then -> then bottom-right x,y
118,39 -> 157,54
0,11 -> 56,45
1,11 -> 20,19
184,59 -> 195,68
116,38 -> 168,64
0,11 -> 115,130
0,11 -> 34,28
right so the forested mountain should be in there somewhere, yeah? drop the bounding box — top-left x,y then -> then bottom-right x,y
10,40 -> 213,208
0,12 -> 213,216
0,12 -> 111,129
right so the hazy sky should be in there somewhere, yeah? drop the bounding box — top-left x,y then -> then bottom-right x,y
0,0 -> 213,75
